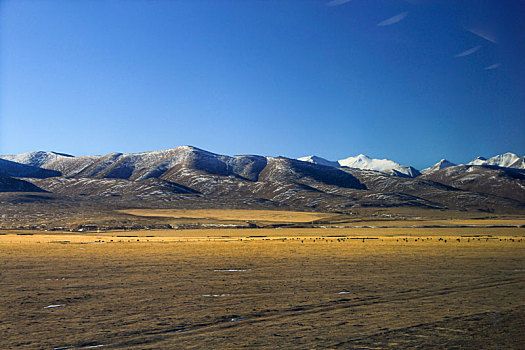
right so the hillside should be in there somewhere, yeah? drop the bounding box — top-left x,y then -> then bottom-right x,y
0,146 -> 523,230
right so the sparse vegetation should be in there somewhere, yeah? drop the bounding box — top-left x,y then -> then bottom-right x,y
1,218 -> 524,349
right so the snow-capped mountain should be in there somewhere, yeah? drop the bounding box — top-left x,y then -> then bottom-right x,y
338,154 -> 421,177
0,151 -> 102,177
0,151 -> 73,168
467,156 -> 487,166
297,154 -> 420,177
419,164 -> 525,202
467,152 -> 524,169
297,155 -> 339,167
421,159 -> 456,174
0,146 -> 523,213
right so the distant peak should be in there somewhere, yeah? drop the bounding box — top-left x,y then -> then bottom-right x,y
438,159 -> 455,165
467,152 -> 521,168
421,158 -> 456,174
338,154 -> 419,177
297,155 -> 339,167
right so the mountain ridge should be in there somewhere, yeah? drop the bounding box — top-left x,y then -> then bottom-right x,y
0,147 -> 523,212
466,152 -> 524,169
4,148 -> 523,174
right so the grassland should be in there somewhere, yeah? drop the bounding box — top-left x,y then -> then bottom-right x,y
117,209 -> 332,224
116,208 -> 525,229
1,210 -> 524,349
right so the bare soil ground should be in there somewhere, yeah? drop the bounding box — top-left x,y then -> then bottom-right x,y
1,221 -> 524,349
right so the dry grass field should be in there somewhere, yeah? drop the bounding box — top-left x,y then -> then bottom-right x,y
117,208 -> 525,228
1,214 -> 525,349
118,209 -> 332,224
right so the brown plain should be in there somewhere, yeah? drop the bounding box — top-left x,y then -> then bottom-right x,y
1,211 -> 524,349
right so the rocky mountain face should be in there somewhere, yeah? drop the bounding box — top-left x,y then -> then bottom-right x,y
419,165 -> 525,202
0,146 -> 523,213
0,173 -> 46,193
0,158 -> 61,178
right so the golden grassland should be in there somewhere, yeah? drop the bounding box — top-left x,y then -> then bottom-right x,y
331,218 -> 525,226
1,221 -> 525,349
118,208 -> 332,223
117,208 -> 525,227
2,217 -> 524,243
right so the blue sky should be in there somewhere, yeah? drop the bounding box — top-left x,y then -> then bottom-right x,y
1,0 -> 524,169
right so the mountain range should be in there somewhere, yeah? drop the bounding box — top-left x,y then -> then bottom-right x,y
299,154 -> 421,177
297,152 -> 524,176
0,147 -> 523,214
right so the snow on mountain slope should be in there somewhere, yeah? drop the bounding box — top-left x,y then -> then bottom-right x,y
421,159 -> 456,174
0,151 -> 73,168
226,155 -> 268,181
297,154 -> 420,177
27,177 -> 197,197
420,164 -> 525,202
484,153 -> 520,167
338,154 -> 420,177
467,153 -> 522,168
45,155 -> 102,177
510,157 -> 525,170
467,157 -> 487,166
260,157 -> 366,190
2,146 -> 523,212
0,151 -> 102,177
32,146 -> 266,184
91,146 -> 236,181
297,155 -> 339,167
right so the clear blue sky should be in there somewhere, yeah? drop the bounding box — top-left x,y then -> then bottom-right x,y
1,0 -> 524,169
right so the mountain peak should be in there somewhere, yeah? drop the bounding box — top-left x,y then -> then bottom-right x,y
297,155 -> 339,167
338,154 -> 420,177
421,159 -> 456,174
467,153 -> 522,168
298,153 -> 420,177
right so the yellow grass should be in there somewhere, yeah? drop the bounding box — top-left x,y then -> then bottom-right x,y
1,231 -> 524,349
117,209 -> 525,227
2,212 -> 524,348
346,219 -> 525,227
118,208 -> 333,223
2,222 -> 524,244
